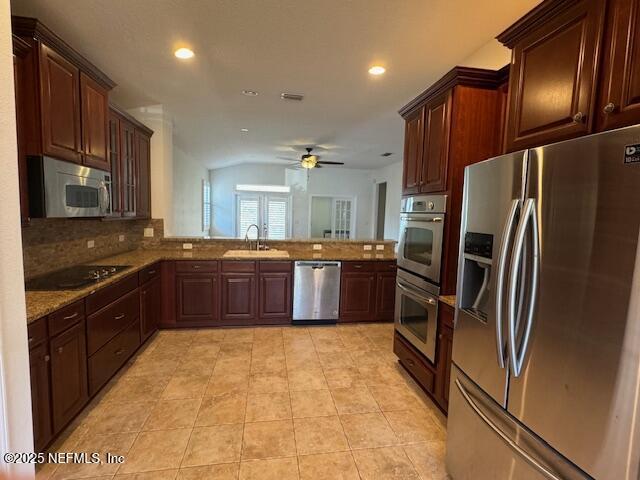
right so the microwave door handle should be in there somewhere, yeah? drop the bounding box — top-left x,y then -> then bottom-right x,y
396,281 -> 437,306
98,183 -> 110,215
495,199 -> 520,369
507,198 -> 536,377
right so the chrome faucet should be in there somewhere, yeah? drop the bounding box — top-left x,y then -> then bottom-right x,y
244,224 -> 260,251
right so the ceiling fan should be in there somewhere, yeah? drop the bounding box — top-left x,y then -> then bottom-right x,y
290,147 -> 345,169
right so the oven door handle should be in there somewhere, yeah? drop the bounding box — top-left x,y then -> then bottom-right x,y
403,216 -> 443,223
396,281 -> 437,306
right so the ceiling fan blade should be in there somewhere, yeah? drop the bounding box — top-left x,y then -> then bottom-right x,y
314,164 -> 323,168
317,161 -> 344,165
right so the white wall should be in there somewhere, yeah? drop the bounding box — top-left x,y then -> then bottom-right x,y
209,163 -> 378,239
127,105 -> 175,235
371,161 -> 403,241
0,0 -> 35,475
173,145 -> 210,236
460,39 -> 511,70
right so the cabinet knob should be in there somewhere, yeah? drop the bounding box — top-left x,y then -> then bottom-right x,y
43,355 -> 50,362
405,358 -> 415,367
57,347 -> 63,354
573,112 -> 585,123
603,102 -> 616,114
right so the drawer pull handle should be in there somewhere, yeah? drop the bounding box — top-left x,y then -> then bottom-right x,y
114,313 -> 126,320
193,265 -> 201,269
354,264 -> 362,269
148,270 -> 156,275
63,312 -> 79,320
114,348 -> 124,356
406,358 -> 415,367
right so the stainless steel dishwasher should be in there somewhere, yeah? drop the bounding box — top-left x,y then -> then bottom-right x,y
293,261 -> 341,324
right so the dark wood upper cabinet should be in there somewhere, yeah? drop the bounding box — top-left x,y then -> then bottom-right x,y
13,35 -> 30,226
120,120 -> 137,217
140,276 -> 161,341
29,340 -> 52,452
176,274 -> 219,326
49,320 -> 88,433
80,73 -> 109,170
402,107 -> 424,195
108,111 -> 122,216
498,0 -> 606,151
135,130 -> 151,219
421,92 -> 451,193
39,44 -> 82,164
597,0 -> 640,130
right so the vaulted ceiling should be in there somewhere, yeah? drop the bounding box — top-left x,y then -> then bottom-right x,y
11,0 -> 540,169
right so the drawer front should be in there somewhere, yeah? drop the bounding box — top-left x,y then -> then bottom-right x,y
375,261 -> 397,272
48,300 -> 85,337
138,262 -> 161,285
342,261 -> 376,272
27,317 -> 48,349
87,288 -> 139,355
222,260 -> 256,273
259,261 -> 292,273
175,260 -> 218,273
394,332 -> 435,393
85,274 -> 138,315
88,319 -> 140,395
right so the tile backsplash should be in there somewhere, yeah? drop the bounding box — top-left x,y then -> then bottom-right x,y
22,218 -> 163,279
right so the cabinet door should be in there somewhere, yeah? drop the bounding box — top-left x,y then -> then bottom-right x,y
258,272 -> 291,324
135,130 -> 151,219
29,342 -> 52,452
50,321 -> 88,434
375,272 -> 396,321
120,120 -> 137,217
504,0 -> 605,151
435,305 -> 455,411
176,274 -> 219,325
221,273 -> 257,325
140,277 -> 161,341
80,73 -> 109,170
597,0 -> 640,130
402,106 -> 424,195
39,44 -> 82,163
420,92 -> 451,193
13,49 -> 29,225
339,272 -> 376,322
108,112 -> 122,216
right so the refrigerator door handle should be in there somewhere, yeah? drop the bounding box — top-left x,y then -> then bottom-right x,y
507,198 -> 539,377
454,377 -> 562,480
495,199 -> 520,369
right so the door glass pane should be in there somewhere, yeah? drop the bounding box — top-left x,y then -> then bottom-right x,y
237,195 -> 260,238
404,227 -> 433,265
266,196 -> 288,239
400,295 -> 429,342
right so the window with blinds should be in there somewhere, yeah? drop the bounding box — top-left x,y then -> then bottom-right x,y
202,180 -> 211,232
236,193 -> 290,240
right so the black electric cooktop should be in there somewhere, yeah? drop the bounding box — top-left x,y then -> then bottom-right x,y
25,265 -> 132,291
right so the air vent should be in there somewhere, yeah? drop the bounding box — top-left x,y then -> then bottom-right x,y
380,152 -> 393,157
281,93 -> 304,101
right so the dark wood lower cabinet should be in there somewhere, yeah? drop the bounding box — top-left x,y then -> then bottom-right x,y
340,261 -> 396,322
29,340 -> 52,452
221,273 -> 257,325
393,331 -> 436,394
375,272 -> 396,321
140,276 -> 161,340
258,268 -> 292,324
176,274 -> 219,326
49,320 -> 88,433
435,302 -> 455,413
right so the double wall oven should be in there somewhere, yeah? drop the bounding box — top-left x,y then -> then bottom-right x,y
395,194 -> 446,363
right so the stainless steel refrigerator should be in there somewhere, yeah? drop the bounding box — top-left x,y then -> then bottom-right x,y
447,125 -> 640,480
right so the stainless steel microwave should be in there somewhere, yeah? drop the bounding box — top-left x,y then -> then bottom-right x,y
27,156 -> 111,218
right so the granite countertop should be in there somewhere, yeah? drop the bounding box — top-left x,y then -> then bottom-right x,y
439,295 -> 456,308
25,248 -> 397,324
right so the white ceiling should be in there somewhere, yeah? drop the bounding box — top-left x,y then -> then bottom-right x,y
11,0 -> 539,170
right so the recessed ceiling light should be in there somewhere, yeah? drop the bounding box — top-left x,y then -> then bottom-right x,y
174,47 -> 194,59
240,128 -> 249,132
368,65 -> 386,75
242,90 -> 259,96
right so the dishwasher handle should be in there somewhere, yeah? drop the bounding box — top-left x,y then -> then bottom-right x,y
295,261 -> 341,268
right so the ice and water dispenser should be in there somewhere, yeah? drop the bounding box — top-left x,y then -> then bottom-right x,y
460,232 -> 493,321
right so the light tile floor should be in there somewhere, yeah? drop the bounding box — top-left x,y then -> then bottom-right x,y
37,323 -> 449,480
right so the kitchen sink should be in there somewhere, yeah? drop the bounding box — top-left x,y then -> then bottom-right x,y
223,249 -> 290,258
